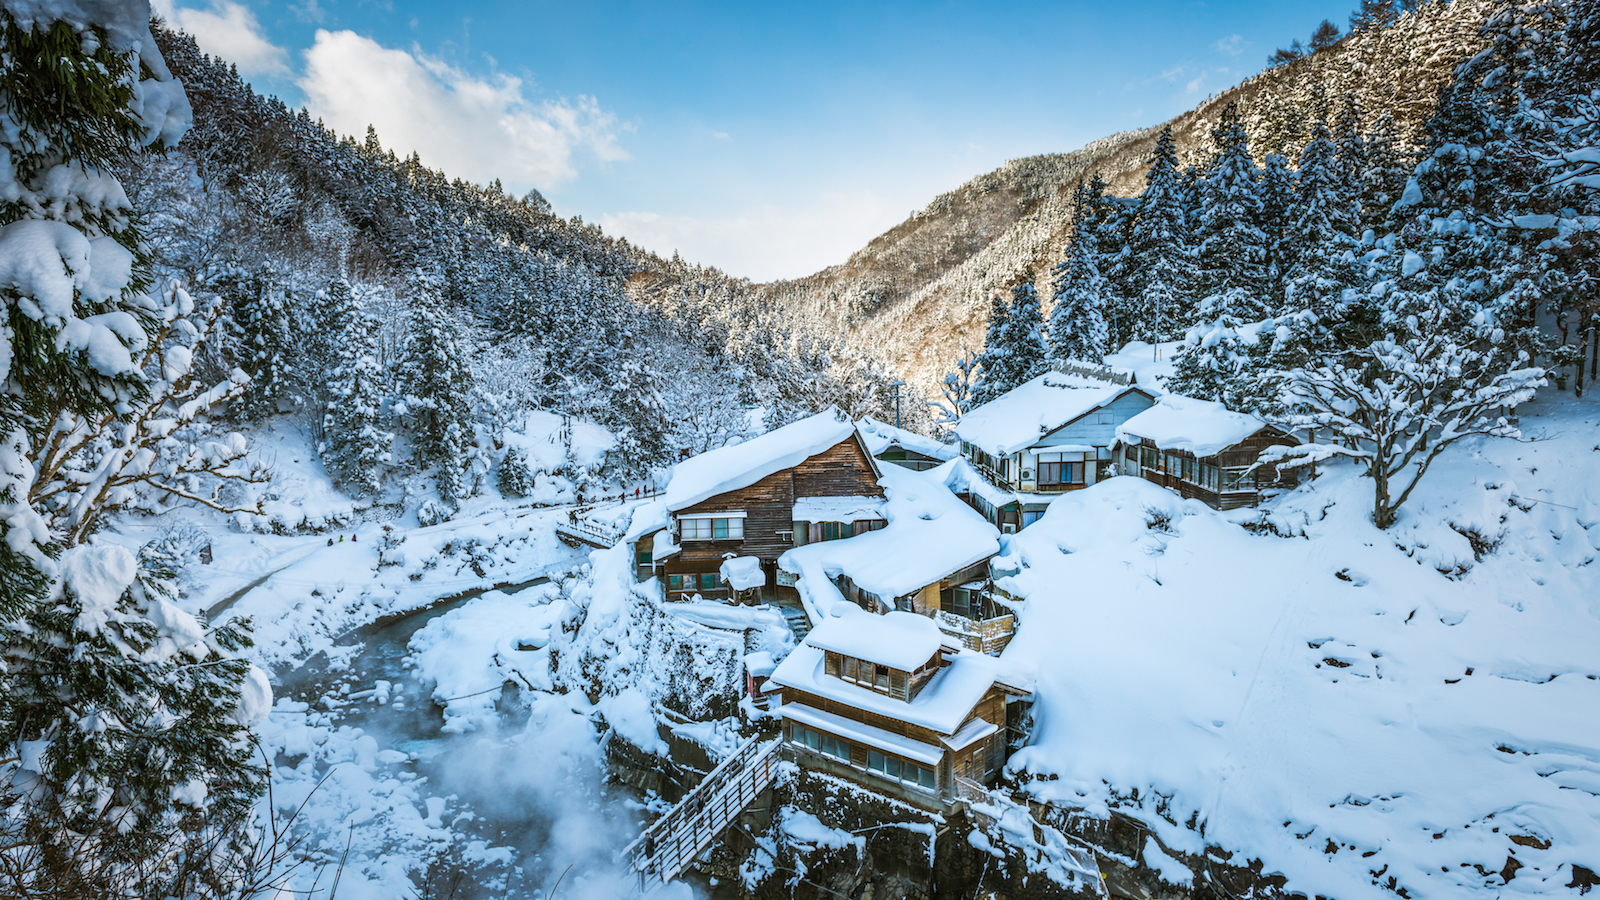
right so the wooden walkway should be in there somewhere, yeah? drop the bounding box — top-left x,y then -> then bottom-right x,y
555,517 -> 624,549
622,736 -> 782,891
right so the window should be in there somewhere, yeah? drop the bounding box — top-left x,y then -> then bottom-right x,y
792,725 -> 850,762
1140,446 -> 1159,469
875,664 -> 890,690
1201,463 -> 1220,491
842,657 -> 858,681
854,519 -> 887,534
1181,456 -> 1198,482
951,588 -> 972,618
820,522 -> 846,541
667,574 -> 687,592
636,549 -> 652,566
1124,443 -> 1138,464
681,516 -> 744,540
699,572 -> 718,591
868,750 -> 937,789
1165,453 -> 1183,475
1221,467 -> 1255,492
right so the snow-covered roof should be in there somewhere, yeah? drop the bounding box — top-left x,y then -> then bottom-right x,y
663,409 -> 863,512
804,610 -> 943,671
942,717 -> 998,751
720,556 -> 765,591
955,373 -> 1152,457
933,457 -> 1020,511
1116,394 -> 1281,458
779,466 -> 1000,611
769,638 -> 1004,735
744,650 -> 776,677
856,417 -> 958,462
793,496 -> 888,522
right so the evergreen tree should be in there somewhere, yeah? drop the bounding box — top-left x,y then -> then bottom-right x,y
221,267 -> 294,421
1001,280 -> 1050,383
1350,0 -> 1399,32
603,329 -> 672,476
0,5 -> 267,895
1360,114 -> 1411,233
1048,185 -> 1111,365
399,275 -> 477,497
1258,152 -> 1298,312
321,303 -> 393,496
970,293 -> 1013,406
1195,103 -> 1270,322
1132,126 -> 1198,346
498,446 -> 535,497
1310,19 -> 1342,51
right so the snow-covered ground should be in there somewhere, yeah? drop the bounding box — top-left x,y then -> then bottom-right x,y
997,388 -> 1600,898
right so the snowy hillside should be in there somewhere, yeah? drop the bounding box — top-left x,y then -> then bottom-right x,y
997,390 -> 1600,898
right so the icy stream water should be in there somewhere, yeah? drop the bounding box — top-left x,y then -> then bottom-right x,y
274,580 -> 657,899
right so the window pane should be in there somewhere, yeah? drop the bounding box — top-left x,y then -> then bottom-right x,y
805,728 -> 819,750
875,665 -> 889,689
700,572 -> 717,591
919,766 -> 936,788
729,518 -> 744,539
953,589 -> 970,617
712,518 -> 728,539
886,758 -> 901,780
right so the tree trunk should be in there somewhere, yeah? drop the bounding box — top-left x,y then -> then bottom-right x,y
1373,465 -> 1394,530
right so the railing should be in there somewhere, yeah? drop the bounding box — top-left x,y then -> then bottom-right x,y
934,610 -> 1015,656
621,736 -> 782,891
555,516 -> 625,548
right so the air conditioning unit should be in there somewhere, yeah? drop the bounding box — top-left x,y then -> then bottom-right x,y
1001,523 -> 1017,534
1021,469 -> 1033,480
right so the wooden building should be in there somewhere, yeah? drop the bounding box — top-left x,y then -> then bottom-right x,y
650,410 -> 885,602
766,612 -> 1032,811
1115,394 -> 1300,510
857,416 -> 959,472
954,371 -> 1157,531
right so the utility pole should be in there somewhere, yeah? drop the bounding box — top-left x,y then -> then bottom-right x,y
890,380 -> 905,429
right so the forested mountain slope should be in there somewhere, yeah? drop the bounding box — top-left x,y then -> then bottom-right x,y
766,0 -> 1497,396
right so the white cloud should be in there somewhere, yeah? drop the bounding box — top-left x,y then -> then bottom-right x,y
1213,34 -> 1246,56
599,191 -> 902,282
153,0 -> 289,77
298,30 -> 627,191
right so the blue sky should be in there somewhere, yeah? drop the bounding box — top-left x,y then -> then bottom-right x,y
154,0 -> 1354,281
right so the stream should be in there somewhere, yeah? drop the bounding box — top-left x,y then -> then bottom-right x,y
272,574 -> 660,899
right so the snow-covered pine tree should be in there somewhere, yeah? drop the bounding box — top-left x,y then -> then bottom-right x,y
604,329 -> 672,476
399,274 -> 476,497
1132,126 -> 1198,346
1171,106 -> 1269,404
931,347 -> 979,427
1195,103 -> 1270,322
970,293 -> 1013,406
0,4 -> 269,895
221,267 -> 293,420
1360,114 -> 1411,233
1048,184 -> 1110,365
321,297 -> 392,496
1258,152 -> 1297,313
999,279 -> 1049,384
497,445 -> 535,497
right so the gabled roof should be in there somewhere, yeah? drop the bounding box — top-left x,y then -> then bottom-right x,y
805,610 -> 942,671
1116,394 -> 1291,458
856,417 -> 959,462
663,409 -> 875,512
955,373 -> 1156,457
779,465 -> 999,609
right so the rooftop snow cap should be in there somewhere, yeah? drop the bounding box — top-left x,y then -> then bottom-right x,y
805,610 -> 943,672
663,408 -> 864,512
955,372 -> 1152,457
856,416 -> 959,462
1116,394 -> 1276,459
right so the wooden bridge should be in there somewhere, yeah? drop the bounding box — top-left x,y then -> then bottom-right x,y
621,736 -> 782,891
555,516 -> 625,549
